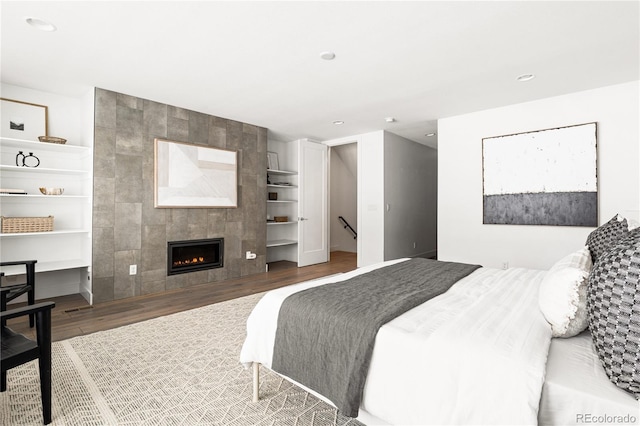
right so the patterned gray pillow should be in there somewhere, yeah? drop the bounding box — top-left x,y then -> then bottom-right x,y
585,215 -> 629,263
587,228 -> 640,399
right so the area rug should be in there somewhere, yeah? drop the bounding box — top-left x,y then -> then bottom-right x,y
0,292 -> 363,425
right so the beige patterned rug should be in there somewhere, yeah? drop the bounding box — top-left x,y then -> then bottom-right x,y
1,292 -> 363,426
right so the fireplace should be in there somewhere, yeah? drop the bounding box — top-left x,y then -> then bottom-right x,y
167,238 -> 223,275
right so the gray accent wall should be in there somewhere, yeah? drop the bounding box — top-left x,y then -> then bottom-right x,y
92,88 -> 267,303
383,131 -> 438,260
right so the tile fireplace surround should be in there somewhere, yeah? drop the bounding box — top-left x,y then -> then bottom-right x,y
91,88 -> 267,303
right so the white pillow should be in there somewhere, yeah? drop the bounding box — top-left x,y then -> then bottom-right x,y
626,217 -> 640,231
538,246 -> 593,338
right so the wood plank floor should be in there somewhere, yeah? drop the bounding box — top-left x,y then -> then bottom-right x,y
6,251 -> 357,342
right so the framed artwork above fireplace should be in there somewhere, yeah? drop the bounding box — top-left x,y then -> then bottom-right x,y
154,138 -> 238,208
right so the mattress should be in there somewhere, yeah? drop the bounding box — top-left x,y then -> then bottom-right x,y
539,331 -> 640,425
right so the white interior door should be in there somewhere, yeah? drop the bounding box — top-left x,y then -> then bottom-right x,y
298,139 -> 328,267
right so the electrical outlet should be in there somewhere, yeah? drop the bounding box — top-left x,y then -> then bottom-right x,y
502,262 -> 509,270
129,264 -> 137,275
413,242 -> 416,249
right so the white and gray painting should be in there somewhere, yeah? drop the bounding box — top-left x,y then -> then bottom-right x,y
155,139 -> 238,208
482,123 -> 597,226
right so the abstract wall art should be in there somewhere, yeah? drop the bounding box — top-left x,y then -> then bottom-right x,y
482,122 -> 597,226
154,138 -> 238,208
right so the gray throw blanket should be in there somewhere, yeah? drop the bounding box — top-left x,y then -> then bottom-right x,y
271,258 -> 481,417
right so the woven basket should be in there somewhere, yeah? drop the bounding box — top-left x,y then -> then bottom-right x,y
38,136 -> 67,144
1,216 -> 54,233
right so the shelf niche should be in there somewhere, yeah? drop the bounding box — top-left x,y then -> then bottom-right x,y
266,141 -> 299,266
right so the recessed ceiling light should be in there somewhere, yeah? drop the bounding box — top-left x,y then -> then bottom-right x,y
333,120 -> 344,125
385,117 -> 396,123
425,133 -> 436,137
516,73 -> 535,82
25,17 -> 57,32
320,51 -> 336,60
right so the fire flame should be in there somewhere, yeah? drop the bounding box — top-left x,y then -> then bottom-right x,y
173,256 -> 205,267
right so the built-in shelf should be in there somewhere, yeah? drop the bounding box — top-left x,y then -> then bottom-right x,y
267,184 -> 298,188
0,135 -> 93,300
0,259 -> 90,276
1,137 -> 91,154
267,169 -> 297,176
0,194 -> 90,199
266,146 -> 298,264
0,165 -> 89,175
266,239 -> 297,248
0,229 -> 90,237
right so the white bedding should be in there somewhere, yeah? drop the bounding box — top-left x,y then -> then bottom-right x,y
539,331 -> 640,425
240,259 -> 553,425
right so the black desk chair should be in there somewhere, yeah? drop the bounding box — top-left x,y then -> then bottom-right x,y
0,296 -> 55,425
0,260 -> 37,327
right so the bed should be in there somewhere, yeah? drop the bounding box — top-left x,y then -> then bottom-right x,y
240,217 -> 640,425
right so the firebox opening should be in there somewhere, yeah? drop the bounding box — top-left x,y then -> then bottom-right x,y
167,238 -> 223,276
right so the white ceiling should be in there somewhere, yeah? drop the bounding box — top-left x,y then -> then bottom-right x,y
1,1 -> 638,149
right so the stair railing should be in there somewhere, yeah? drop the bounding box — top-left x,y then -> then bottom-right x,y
338,216 -> 357,240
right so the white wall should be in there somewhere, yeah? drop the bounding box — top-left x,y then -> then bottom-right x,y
1,83 -> 90,146
438,81 -> 640,270
384,131 -> 438,259
330,144 -> 357,253
357,131 -> 385,266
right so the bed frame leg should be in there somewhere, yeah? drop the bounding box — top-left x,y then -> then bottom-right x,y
252,362 -> 260,402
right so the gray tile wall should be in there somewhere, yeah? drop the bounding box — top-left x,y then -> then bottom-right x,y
92,88 -> 267,303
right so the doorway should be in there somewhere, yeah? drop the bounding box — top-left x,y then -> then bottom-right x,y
329,143 -> 358,260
